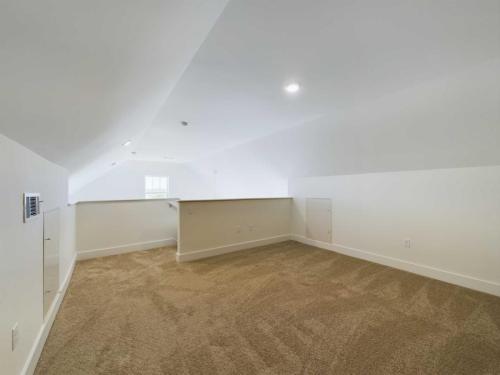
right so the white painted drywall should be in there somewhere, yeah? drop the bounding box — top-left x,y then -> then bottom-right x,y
305,198 -> 332,243
42,209 -> 60,317
0,0 -> 229,189
70,160 -> 215,203
71,159 -> 288,203
148,59 -> 495,203
141,0 -> 499,164
185,59 -> 500,180
59,204 -> 76,284
187,153 -> 288,199
76,199 -> 178,259
0,134 -> 75,375
73,57 -> 500,203
290,165 -> 500,295
178,198 -> 291,260
75,59 -> 500,203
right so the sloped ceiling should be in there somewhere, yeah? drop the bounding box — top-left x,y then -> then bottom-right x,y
136,0 -> 500,162
0,0 -> 229,191
1,0 -> 499,193
187,58 -> 500,180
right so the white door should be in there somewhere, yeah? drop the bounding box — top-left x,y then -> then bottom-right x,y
306,198 -> 332,243
43,209 -> 60,318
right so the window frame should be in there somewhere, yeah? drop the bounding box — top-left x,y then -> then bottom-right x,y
144,175 -> 169,199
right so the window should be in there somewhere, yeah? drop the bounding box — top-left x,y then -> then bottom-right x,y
145,176 -> 169,199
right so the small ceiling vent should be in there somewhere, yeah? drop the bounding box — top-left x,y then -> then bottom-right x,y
23,193 -> 40,223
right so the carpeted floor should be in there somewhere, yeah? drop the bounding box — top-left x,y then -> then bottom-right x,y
36,241 -> 500,375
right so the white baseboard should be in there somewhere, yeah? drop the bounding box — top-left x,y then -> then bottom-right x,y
21,252 -> 77,375
177,235 -> 291,262
291,234 -> 500,297
77,238 -> 177,261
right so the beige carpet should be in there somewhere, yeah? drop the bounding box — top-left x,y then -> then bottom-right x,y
36,241 -> 500,374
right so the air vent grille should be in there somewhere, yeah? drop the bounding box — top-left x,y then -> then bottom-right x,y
24,193 -> 40,222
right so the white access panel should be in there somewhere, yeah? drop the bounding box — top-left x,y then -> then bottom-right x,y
43,209 -> 60,318
306,198 -> 332,243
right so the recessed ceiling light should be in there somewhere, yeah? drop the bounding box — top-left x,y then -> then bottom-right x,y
131,151 -> 137,155
181,121 -> 189,126
284,83 -> 300,94
122,140 -> 132,147
111,162 -> 117,166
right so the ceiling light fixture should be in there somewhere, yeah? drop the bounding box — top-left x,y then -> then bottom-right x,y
111,162 -> 117,166
284,82 -> 300,94
181,121 -> 189,126
122,140 -> 132,146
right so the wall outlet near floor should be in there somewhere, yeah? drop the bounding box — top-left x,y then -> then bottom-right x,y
12,323 -> 19,351
403,238 -> 412,249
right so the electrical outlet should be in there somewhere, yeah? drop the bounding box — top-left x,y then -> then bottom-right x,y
12,323 -> 19,351
404,239 -> 411,248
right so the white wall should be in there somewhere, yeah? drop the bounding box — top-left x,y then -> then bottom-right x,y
178,198 -> 291,261
290,166 -> 500,296
76,199 -> 178,260
70,160 -> 214,203
59,205 -> 76,283
187,150 -> 289,199
71,158 -> 289,203
0,134 -> 75,375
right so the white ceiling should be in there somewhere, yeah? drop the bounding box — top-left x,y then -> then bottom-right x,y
136,0 -> 500,161
0,0 -> 228,190
1,0 -> 499,191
